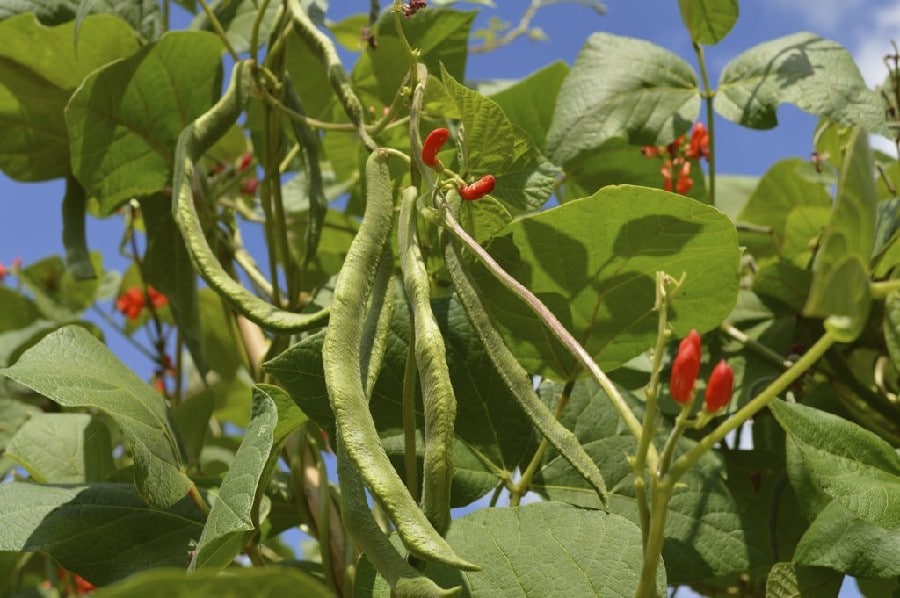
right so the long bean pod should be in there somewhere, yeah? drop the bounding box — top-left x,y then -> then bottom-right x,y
337,439 -> 460,597
323,150 -> 476,570
398,186 -> 456,535
172,61 -> 330,333
440,223 -> 609,505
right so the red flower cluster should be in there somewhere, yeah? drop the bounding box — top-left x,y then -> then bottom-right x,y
56,568 -> 95,595
0,257 -> 22,283
641,122 -> 709,195
668,330 -> 735,413
116,286 -> 168,321
401,0 -> 427,18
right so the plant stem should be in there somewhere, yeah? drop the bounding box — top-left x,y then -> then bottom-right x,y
198,0 -> 239,61
721,323 -> 793,370
634,478 -> 672,598
250,0 -> 274,63
188,481 -> 211,516
511,379 -> 575,506
692,42 -> 716,207
871,278 -> 900,299
668,331 -> 837,480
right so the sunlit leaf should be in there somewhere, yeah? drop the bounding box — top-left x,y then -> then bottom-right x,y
677,0 -> 739,45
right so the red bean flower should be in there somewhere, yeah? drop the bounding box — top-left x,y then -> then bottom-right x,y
686,122 -> 709,160
459,175 -> 495,201
421,127 -> 450,170
669,330 -> 701,405
675,160 -> 693,194
116,286 -> 167,321
704,359 -> 734,413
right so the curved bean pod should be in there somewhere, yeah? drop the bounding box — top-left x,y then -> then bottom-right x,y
337,439 -> 460,597
440,217 -> 609,505
172,61 -> 330,333
398,186 -> 456,535
323,150 -> 477,571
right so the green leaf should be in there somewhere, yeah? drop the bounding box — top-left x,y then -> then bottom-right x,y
441,65 -> 559,213
0,287 -> 41,334
95,566 -> 331,596
172,392 -> 215,467
17,253 -> 107,321
193,385 -> 278,570
266,293 -> 534,508
141,195 -> 207,378
794,500 -> 900,578
546,32 -> 700,164
356,502 -> 666,597
65,31 -> 223,215
765,562 -> 843,598
0,483 -> 204,586
752,261 -> 812,313
262,383 -> 308,444
0,398 -> 41,451
737,159 -> 832,258
0,14 -> 139,181
352,9 -> 475,109
770,400 -> 900,530
715,33 -> 887,134
559,139 -> 668,202
804,128 -> 877,338
6,413 -> 114,483
469,185 -> 740,378
715,174 -> 758,221
0,326 -> 191,508
677,0 -> 739,45
885,291 -> 900,371
782,205 -> 831,267
489,61 -> 569,150
531,379 -> 771,584
873,198 -> 899,276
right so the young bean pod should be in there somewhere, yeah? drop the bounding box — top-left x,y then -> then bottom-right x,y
323,151 -> 477,571
172,61 -> 329,333
337,439 -> 460,597
439,205 -> 609,504
398,186 -> 456,535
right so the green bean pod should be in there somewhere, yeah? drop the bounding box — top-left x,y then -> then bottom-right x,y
398,186 -> 456,536
440,218 -> 609,505
360,245 -> 395,398
323,151 -> 477,571
337,439 -> 460,597
172,61 -> 329,333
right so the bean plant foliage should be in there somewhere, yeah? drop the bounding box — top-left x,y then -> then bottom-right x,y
0,0 -> 898,596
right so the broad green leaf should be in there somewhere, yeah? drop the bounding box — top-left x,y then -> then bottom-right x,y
782,205 -> 831,267
457,195 -> 512,244
65,31 -> 223,215
857,577 -> 900,597
441,66 -> 559,213
885,291 -> 900,371
469,185 -> 740,378
677,0 -> 738,45
352,9 -> 475,109
873,198 -> 899,277
6,413 -> 114,483
0,326 -> 191,508
141,195 -> 207,378
329,13 -> 370,51
752,261 -> 812,313
263,383 -> 308,444
95,566 -> 331,596
189,0 -> 279,54
356,502 -> 666,597
559,139 -> 667,202
531,379 -> 771,584
716,33 -> 887,134
266,294 -> 534,508
0,14 -> 139,181
0,483 -> 204,586
172,391 -> 215,467
794,500 -> 900,578
770,400 -> 900,530
18,254 -> 106,321
193,386 -> 278,570
715,174 -> 758,221
489,61 -> 569,150
0,287 -> 41,333
546,32 -> 700,164
804,128 -> 877,338
737,159 -> 832,258
0,398 -> 41,451
765,562 -> 843,598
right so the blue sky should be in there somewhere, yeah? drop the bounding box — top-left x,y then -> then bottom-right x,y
1,1 -> 896,594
